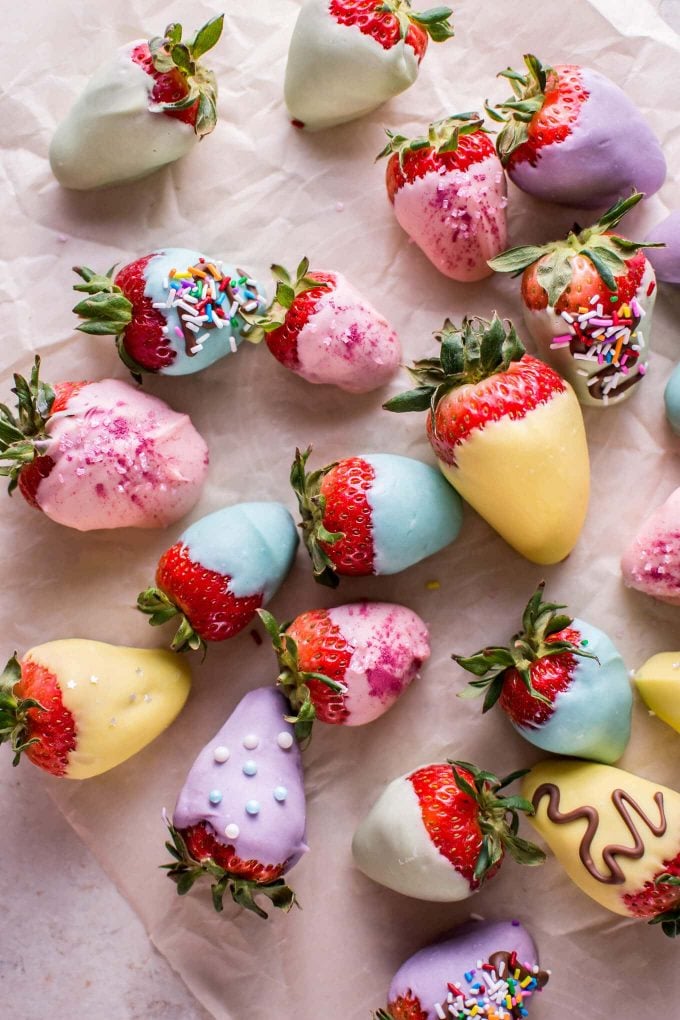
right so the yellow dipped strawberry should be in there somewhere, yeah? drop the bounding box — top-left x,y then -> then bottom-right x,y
384,315 -> 589,564
523,760 -> 680,936
635,654 -> 680,735
0,640 -> 191,779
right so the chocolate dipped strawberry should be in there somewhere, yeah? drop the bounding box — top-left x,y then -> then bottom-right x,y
137,503 -> 299,654
378,114 -> 507,281
384,315 -> 589,564
352,760 -> 544,901
165,687 -> 307,918
73,250 -> 265,377
489,192 -> 660,407
486,54 -> 666,208
621,488 -> 680,604
284,0 -> 454,131
375,919 -> 549,1020
290,446 -> 463,588
50,16 -> 224,190
246,258 -> 400,393
524,760 -> 680,937
0,358 -> 208,531
455,584 -> 632,764
258,601 -> 429,739
0,641 -> 191,779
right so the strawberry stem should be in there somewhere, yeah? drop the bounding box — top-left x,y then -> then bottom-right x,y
147,15 -> 224,137
0,357 -> 55,495
485,54 -> 552,163
289,446 -> 344,589
376,112 -> 486,166
240,257 -> 330,343
0,654 -> 44,766
136,587 -> 206,656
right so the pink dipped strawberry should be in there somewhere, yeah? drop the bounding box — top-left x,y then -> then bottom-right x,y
246,258 -> 401,393
0,358 -> 208,531
378,114 -> 507,281
137,503 -> 299,654
258,601 -> 429,739
50,16 -> 224,190
73,250 -> 265,377
454,584 -> 632,763
621,488 -> 680,605
352,760 -> 544,901
285,1 -> 454,131
485,54 -> 666,208
164,687 -> 307,918
384,315 -> 590,564
489,192 -> 661,407
290,446 -> 462,587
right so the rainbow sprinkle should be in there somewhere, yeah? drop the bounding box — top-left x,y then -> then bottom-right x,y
432,953 -> 545,1019
555,295 -> 647,397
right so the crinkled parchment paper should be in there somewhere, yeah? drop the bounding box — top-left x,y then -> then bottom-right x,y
3,0 -> 680,1016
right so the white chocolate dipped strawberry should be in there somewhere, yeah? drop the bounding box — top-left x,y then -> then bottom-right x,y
378,114 -> 507,282
284,1 -> 454,132
384,315 -> 590,564
352,761 -> 544,902
0,358 -> 208,531
621,488 -> 680,605
524,761 -> 680,937
50,16 -> 223,190
258,601 -> 429,739
247,259 -> 401,393
0,642 -> 191,779
489,193 -> 660,408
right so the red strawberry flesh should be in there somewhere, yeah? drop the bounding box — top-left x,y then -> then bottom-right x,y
499,626 -> 580,728
17,380 -> 88,509
329,0 -> 428,61
114,255 -> 177,371
319,457 -> 375,575
286,609 -> 351,723
386,131 -> 497,202
15,657 -> 77,777
156,542 -> 264,643
387,992 -> 429,1020
623,851 -> 680,919
522,247 -> 647,314
131,43 -> 198,126
181,821 -> 285,884
507,64 -> 589,171
265,272 -> 336,370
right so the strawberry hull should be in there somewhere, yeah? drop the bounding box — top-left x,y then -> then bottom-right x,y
508,67 -> 666,208
438,384 -> 589,564
392,152 -> 508,281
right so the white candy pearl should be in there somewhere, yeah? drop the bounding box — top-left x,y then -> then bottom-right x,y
243,734 -> 259,750
225,823 -> 240,840
213,746 -> 230,763
277,731 -> 294,750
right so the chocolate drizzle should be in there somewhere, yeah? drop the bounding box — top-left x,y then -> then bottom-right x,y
532,783 -> 667,885
488,950 -> 550,990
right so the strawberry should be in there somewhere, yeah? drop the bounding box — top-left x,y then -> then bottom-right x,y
377,114 -> 508,281
524,761 -> 680,937
621,487 -> 680,605
455,583 -> 632,763
49,16 -> 224,190
258,601 -> 429,739
165,687 -> 307,918
485,54 -> 666,208
72,249 -> 264,377
284,1 -> 454,132
290,445 -> 462,587
645,211 -> 680,285
489,192 -> 661,407
137,503 -> 299,654
352,760 -> 544,901
376,919 -> 549,1020
384,315 -> 590,564
0,358 -> 208,531
0,641 -> 191,779
244,258 -> 401,392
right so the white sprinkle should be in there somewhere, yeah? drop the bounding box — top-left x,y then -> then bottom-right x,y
161,325 -> 169,335
213,313 -> 224,329
190,344 -> 204,354
560,311 -> 574,323
185,321 -> 200,333
229,300 -> 239,318
243,299 -> 259,313
66,680 -> 77,689
197,332 -> 210,344
435,1004 -> 446,1019
589,294 -> 599,305
229,335 -> 238,353
89,675 -> 99,685
143,693 -> 152,703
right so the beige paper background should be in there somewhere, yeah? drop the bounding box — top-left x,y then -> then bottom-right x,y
3,0 -> 680,1016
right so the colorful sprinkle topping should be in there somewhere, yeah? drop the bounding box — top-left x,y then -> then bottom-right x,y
432,951 -> 548,1019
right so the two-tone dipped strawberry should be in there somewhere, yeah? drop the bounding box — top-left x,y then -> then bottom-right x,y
353,760 -> 544,901
165,687 -> 307,918
455,585 -> 632,763
489,193 -> 660,407
486,54 -> 666,208
621,488 -> 680,605
258,601 -> 429,739
384,315 -> 590,564
0,641 -> 191,779
375,919 -> 549,1020
246,259 -> 400,393
50,16 -> 224,190
378,114 -> 507,282
285,1 -> 453,132
0,358 -> 208,531
524,761 -> 680,937
73,250 -> 265,377
291,446 -> 463,588
137,503 -> 299,653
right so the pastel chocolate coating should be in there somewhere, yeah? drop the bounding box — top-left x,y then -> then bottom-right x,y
646,212 -> 680,284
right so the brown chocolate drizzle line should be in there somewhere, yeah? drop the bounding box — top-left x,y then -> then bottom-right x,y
488,950 -> 550,990
532,783 -> 667,885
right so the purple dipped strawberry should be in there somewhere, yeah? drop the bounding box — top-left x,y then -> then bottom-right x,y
164,687 -> 307,918
454,584 -> 632,763
258,601 -> 430,739
486,54 -> 666,208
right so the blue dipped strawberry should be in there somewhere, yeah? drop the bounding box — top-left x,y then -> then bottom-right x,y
454,584 -> 632,763
137,502 -> 299,653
